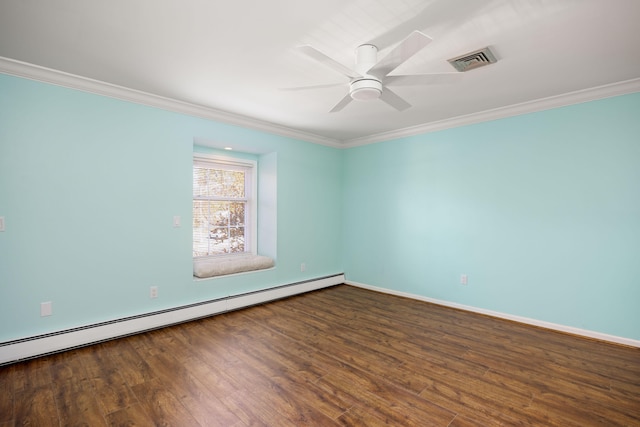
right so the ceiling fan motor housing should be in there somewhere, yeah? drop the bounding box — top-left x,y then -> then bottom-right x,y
351,44 -> 382,100
355,44 -> 378,73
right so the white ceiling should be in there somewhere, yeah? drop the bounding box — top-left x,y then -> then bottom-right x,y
1,0 -> 639,146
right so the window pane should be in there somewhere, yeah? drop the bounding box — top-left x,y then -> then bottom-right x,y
229,226 -> 245,253
194,166 -> 245,198
210,201 -> 229,227
205,169 -> 223,197
223,170 -> 245,198
193,199 -> 247,256
229,202 -> 245,226
193,200 -> 211,257
193,167 -> 209,198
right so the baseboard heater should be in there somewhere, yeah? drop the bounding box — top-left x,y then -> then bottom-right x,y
0,273 -> 345,365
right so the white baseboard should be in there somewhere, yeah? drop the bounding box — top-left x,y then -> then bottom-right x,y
347,281 -> 640,348
0,274 -> 344,365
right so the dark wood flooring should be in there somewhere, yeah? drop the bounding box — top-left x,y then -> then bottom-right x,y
1,284 -> 639,426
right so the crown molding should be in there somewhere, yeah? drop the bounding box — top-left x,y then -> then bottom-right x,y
0,56 -> 342,148
3,56 -> 639,149
343,77 -> 640,148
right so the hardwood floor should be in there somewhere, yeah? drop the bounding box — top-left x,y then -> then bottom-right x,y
1,284 -> 639,426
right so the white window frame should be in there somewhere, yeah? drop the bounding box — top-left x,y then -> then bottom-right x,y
193,154 -> 257,258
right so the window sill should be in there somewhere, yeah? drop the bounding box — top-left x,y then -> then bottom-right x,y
193,254 -> 275,279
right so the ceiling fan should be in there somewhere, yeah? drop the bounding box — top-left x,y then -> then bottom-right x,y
290,31 -> 462,113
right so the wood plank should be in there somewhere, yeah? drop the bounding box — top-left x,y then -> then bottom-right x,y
143,350 -> 244,426
447,413 -> 505,427
104,403 -> 154,426
318,362 -> 456,426
80,342 -> 138,416
0,364 -> 15,424
12,356 -> 53,392
105,339 -> 156,387
49,348 -> 89,384
53,376 -> 107,426
14,385 -> 59,427
130,377 -> 201,426
213,319 -> 352,421
188,320 -> 343,426
177,355 -> 273,426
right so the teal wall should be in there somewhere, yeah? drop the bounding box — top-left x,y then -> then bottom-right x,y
1,71 -> 638,344
343,93 -> 640,340
0,74 -> 343,342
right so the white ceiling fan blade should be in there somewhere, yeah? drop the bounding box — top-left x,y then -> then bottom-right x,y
367,31 -> 432,78
280,82 -> 345,92
297,45 -> 361,79
379,88 -> 411,111
385,72 -> 463,86
329,93 -> 353,113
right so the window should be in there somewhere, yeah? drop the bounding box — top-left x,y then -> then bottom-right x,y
193,155 -> 256,258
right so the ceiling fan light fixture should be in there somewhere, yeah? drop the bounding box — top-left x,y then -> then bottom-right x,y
350,79 -> 382,101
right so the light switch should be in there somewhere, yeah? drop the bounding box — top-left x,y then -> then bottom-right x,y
173,215 -> 180,228
0,216 -> 5,232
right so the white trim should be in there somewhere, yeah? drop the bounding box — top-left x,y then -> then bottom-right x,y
0,274 -> 345,365
346,280 -> 640,349
0,56 -> 341,148
341,78 -> 640,147
2,56 -> 639,149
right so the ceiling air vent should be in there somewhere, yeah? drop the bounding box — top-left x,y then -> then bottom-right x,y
448,47 -> 497,72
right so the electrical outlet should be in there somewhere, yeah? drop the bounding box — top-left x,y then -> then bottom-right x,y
0,216 -> 5,232
150,286 -> 158,299
40,301 -> 53,317
300,263 -> 306,272
460,274 -> 468,285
